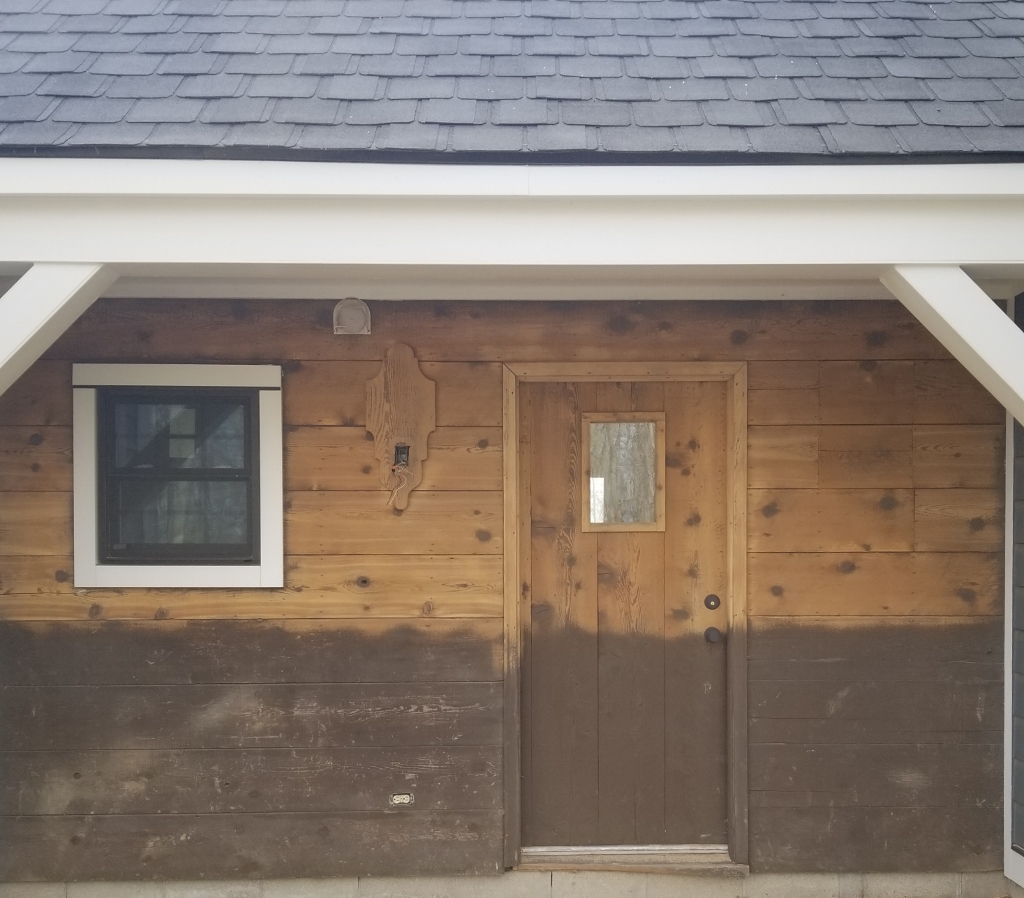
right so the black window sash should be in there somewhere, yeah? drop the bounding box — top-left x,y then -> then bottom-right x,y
96,387 -> 261,565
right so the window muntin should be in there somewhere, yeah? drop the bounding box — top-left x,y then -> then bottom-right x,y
98,388 -> 260,564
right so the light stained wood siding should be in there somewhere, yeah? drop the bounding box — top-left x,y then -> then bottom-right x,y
0,298 -> 1005,878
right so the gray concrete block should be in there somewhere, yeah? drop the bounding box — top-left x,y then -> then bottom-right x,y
644,873 -> 743,898
357,872 -> 549,898
68,885 -> 165,898
551,871 -> 645,898
961,872 -> 1014,898
861,872 -> 961,898
0,885 -> 67,898
746,873 -> 842,898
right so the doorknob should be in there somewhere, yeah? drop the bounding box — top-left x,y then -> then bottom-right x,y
704,627 -> 724,644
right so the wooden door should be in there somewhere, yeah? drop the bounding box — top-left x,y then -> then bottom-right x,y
520,380 -> 729,847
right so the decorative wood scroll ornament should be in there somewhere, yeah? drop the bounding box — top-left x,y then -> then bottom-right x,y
365,343 -> 436,509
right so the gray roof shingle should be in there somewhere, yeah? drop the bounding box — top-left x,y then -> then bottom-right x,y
0,0 -> 1022,157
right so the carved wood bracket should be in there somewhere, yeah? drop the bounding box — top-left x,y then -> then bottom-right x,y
365,343 -> 436,509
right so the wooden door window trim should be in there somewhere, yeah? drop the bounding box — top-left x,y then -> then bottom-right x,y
500,361 -> 749,871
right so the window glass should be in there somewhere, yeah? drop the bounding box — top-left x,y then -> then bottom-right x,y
588,420 -> 658,525
99,390 -> 258,564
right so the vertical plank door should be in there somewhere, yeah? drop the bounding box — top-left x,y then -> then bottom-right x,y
521,380 -> 729,847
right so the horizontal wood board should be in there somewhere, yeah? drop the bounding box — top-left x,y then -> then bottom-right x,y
0,298 -> 1006,879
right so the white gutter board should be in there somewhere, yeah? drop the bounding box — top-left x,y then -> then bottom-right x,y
0,263 -> 116,398
882,265 -> 1024,425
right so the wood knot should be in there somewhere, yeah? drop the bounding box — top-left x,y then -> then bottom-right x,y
607,314 -> 635,334
87,603 -> 102,619
969,517 -> 987,532
838,560 -> 857,574
686,512 -> 702,527
878,494 -> 898,511
955,588 -> 977,604
154,608 -> 168,621
28,432 -> 43,446
761,501 -> 779,518
476,529 -> 492,542
770,585 -> 784,596
730,329 -> 749,345
859,360 -> 878,372
477,438 -> 489,449
54,569 -> 69,583
356,576 -> 371,588
866,330 -> 888,347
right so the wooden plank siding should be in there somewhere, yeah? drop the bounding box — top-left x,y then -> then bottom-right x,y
0,298 -> 1005,879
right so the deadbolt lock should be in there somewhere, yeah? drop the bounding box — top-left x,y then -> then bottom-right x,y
704,594 -> 721,610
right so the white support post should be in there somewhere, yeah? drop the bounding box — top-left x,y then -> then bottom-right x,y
881,265 -> 1024,425
0,263 -> 117,397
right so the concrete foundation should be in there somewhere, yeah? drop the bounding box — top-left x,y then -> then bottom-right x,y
0,872 -> 1014,898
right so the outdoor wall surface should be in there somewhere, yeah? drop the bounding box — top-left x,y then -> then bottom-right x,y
0,298 -> 1005,881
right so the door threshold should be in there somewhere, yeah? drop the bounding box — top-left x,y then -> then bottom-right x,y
517,845 -> 748,876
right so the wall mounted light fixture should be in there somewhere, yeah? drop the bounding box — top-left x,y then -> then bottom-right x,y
333,298 -> 371,335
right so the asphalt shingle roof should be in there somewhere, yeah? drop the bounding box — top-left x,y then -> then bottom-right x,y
0,0 -> 1023,158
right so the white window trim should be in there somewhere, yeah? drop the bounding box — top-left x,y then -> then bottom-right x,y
72,363 -> 283,589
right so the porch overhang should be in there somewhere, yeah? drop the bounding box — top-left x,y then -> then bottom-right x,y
1,157 -> 1024,408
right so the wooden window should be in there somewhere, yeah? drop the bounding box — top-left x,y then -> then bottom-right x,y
72,364 -> 283,588
581,411 -> 666,532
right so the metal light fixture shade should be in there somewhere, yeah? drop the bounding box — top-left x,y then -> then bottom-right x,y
333,298 -> 371,335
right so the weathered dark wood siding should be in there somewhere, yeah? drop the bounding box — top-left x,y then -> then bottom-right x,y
0,298 -> 1005,879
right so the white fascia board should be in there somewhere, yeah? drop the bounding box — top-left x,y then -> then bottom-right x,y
0,160 -> 1022,276
0,263 -> 116,397
882,265 -> 1024,424
2,158 -> 1024,199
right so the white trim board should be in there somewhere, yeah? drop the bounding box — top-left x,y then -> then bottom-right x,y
72,364 -> 284,590
0,160 -> 1023,274
0,263 -> 116,397
3,158 -> 1024,198
73,363 -> 281,389
1005,295 -> 1024,890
